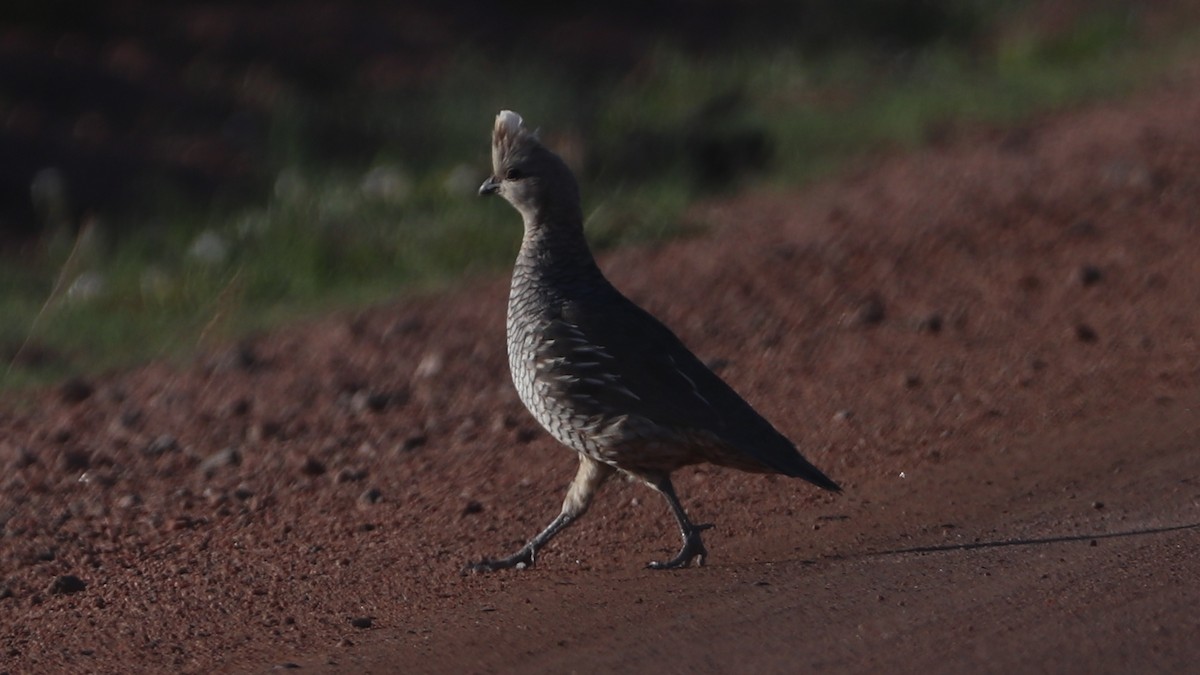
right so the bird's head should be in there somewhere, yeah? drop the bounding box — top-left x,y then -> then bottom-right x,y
479,110 -> 580,224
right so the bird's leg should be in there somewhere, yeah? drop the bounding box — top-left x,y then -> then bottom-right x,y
647,475 -> 712,569
465,455 -> 613,573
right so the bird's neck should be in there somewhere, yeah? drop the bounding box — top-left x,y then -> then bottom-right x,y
517,212 -> 604,284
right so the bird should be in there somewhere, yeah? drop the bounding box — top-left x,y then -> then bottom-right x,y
467,110 -> 840,572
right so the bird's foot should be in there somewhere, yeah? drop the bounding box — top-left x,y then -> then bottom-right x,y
647,523 -> 713,570
463,546 -> 536,574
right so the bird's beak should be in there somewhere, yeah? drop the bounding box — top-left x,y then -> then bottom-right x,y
478,175 -> 501,196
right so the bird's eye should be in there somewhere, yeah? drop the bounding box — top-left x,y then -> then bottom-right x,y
504,167 -> 523,181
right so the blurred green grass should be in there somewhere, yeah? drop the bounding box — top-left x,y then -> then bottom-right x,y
3,5 -> 1198,389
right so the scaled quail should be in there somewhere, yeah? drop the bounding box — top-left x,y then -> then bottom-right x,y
468,111 -> 840,572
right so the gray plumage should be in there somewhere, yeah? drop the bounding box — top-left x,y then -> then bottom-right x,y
468,111 -> 839,572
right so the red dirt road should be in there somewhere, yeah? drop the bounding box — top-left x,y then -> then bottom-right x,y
319,395 -> 1200,674
3,63 -> 1200,673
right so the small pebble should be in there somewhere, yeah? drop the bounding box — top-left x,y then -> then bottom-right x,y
1079,265 -> 1103,287
59,377 -> 94,404
335,467 -> 368,484
400,435 -> 427,452
350,616 -> 373,629
1075,324 -> 1098,343
117,494 -> 141,509
254,421 -> 283,441
142,434 -> 179,457
852,294 -> 886,326
10,447 -> 38,469
58,450 -> 90,473
462,500 -> 484,516
366,392 -> 392,412
203,487 -> 227,506
208,343 -> 260,373
199,447 -> 242,477
49,575 -> 87,595
233,343 -> 260,371
358,488 -> 383,507
348,390 -> 390,414
299,457 -> 326,477
413,353 -> 443,379
118,408 -> 143,429
916,313 -> 943,334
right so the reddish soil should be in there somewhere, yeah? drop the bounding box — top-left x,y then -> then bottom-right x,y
3,63 -> 1200,674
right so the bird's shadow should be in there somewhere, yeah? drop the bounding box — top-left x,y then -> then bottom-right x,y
835,520 -> 1200,561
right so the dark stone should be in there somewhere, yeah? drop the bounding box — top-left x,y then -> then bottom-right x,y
852,294 -> 886,326
358,488 -> 383,507
59,377 -> 94,404
400,434 -> 426,452
335,467 -> 368,483
49,575 -> 87,595
142,435 -> 179,457
229,398 -> 252,416
299,457 -> 326,477
917,313 -> 943,334
59,450 -> 90,472
1075,324 -> 1098,343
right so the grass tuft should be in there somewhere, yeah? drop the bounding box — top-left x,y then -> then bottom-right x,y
3,6 -> 1198,389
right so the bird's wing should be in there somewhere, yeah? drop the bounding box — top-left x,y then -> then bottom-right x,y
534,294 -> 839,489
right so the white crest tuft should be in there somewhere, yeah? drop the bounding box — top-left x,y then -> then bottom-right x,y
491,110 -> 538,174
495,110 -> 524,137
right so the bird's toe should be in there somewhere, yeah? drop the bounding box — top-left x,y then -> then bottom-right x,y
463,547 -> 536,574
647,530 -> 708,570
